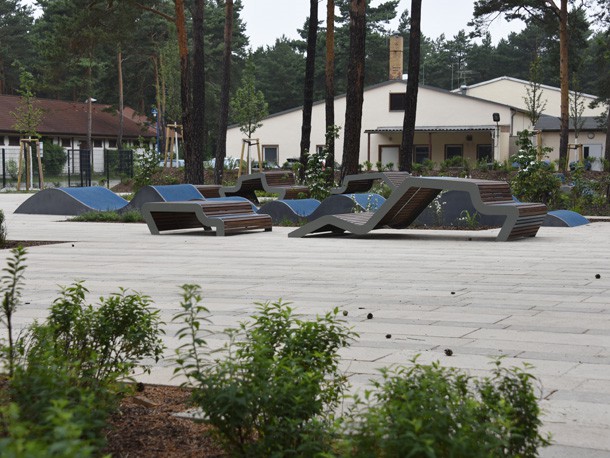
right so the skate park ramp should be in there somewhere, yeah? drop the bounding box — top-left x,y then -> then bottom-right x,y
14,187 -> 129,215
543,210 -> 590,227
122,184 -> 205,212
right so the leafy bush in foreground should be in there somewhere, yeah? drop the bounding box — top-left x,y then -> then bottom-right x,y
173,286 -> 355,457
336,358 -> 550,457
0,248 -> 165,454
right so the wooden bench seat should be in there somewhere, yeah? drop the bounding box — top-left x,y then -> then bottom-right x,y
290,176 -> 547,242
220,171 -> 310,204
142,200 -> 272,236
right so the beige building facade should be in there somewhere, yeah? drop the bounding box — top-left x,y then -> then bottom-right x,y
226,78 -> 606,169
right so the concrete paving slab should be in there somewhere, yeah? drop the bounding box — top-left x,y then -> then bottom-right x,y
1,192 -> 610,453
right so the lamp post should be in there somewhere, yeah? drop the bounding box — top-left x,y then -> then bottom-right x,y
151,107 -> 160,158
492,112 -> 500,161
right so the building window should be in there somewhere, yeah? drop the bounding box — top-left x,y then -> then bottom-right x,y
93,139 -> 103,148
263,145 -> 278,164
8,136 -> 20,146
414,145 -> 430,164
477,144 -> 492,162
108,139 -> 117,148
61,138 -> 71,148
389,93 -> 406,111
445,144 -> 463,160
316,145 -> 325,155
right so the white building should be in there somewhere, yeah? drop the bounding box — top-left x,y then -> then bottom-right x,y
226,77 -> 606,168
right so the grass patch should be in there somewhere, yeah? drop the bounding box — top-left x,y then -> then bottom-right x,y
69,210 -> 143,223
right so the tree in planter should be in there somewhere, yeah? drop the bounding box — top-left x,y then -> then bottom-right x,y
230,61 -> 268,174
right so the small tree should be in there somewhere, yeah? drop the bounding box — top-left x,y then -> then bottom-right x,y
230,61 -> 268,141
523,56 -> 547,128
10,68 -> 43,139
230,61 -> 268,172
570,74 -> 586,145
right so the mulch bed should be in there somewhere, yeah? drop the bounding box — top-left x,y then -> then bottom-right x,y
103,384 -> 224,457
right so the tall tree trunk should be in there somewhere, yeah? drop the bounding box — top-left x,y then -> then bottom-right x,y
190,0 -> 205,184
174,0 -> 193,182
117,49 -> 124,151
340,0 -> 366,180
399,0 -> 422,173
299,0 -> 319,181
215,0 -> 234,185
605,107 -> 610,162
558,0 -> 569,169
325,0 -> 335,183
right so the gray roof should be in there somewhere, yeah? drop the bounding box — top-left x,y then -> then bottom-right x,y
535,115 -> 605,131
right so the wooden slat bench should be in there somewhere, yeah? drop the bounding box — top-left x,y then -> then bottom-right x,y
290,176 -> 547,242
142,200 -> 272,236
330,171 -> 411,195
220,171 -> 310,204
194,185 -> 222,198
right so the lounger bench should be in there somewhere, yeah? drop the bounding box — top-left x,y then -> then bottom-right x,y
290,176 -> 547,242
330,171 -> 411,195
142,200 -> 272,236
220,171 -> 310,204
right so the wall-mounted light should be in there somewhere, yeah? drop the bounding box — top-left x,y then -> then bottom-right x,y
492,113 -> 500,123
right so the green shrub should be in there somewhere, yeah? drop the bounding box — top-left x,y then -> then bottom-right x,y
41,142 -> 67,177
337,358 -> 550,457
0,268 -> 165,454
173,287 -> 355,457
69,210 -> 143,223
0,209 -> 6,249
133,143 -> 162,191
510,130 -> 561,206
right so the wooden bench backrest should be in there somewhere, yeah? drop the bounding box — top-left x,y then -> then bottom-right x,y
264,171 -> 296,187
474,181 -> 513,203
196,201 -> 255,216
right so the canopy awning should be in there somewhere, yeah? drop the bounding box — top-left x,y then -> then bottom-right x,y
364,125 -> 497,134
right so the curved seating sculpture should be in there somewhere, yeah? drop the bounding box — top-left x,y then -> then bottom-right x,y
289,176 -> 548,242
142,200 -> 272,236
330,171 -> 411,194
123,184 -> 205,212
220,171 -> 310,204
14,187 -> 129,215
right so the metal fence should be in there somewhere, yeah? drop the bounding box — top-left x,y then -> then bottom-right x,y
1,148 -> 134,189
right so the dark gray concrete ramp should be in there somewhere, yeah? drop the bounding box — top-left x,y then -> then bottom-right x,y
543,210 -> 590,227
14,187 -> 128,215
122,184 -> 204,212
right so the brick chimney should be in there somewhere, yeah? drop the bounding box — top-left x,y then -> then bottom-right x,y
389,35 -> 403,80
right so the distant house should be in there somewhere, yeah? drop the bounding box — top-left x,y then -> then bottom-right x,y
0,95 -> 156,172
225,77 -> 606,169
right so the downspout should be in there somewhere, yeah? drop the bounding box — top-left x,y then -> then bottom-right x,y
367,131 -> 371,163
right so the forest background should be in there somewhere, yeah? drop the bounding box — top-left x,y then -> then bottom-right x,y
1,0 -> 608,167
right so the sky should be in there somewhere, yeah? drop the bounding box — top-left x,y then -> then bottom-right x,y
241,0 -> 525,49
20,0 -> 525,49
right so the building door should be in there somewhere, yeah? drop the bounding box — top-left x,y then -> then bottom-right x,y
379,145 -> 399,169
584,144 -> 603,171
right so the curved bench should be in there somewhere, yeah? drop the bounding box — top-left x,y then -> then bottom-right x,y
221,171 -> 310,204
290,176 -> 547,242
142,200 -> 272,236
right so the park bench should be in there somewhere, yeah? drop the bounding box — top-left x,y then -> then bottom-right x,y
330,171 -> 411,195
289,176 -> 547,242
142,200 -> 273,236
220,171 -> 310,204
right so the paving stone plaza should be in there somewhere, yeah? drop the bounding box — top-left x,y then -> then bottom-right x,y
1,193 -> 609,457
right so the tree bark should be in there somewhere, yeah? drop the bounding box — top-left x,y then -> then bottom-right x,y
215,0 -> 234,185
399,0 -> 422,173
605,107 -> 610,163
340,0 -> 366,180
558,0 -> 569,170
174,0 -> 193,182
325,0 -> 335,183
189,0 -> 206,184
299,0 -> 319,181
117,49 -> 124,151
